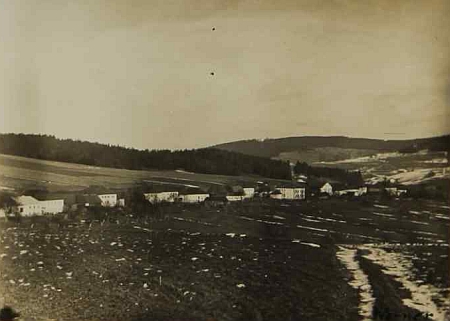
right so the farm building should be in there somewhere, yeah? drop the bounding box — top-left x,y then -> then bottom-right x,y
98,194 -> 118,207
334,186 -> 367,197
178,193 -> 210,203
12,196 -> 43,216
243,187 -> 255,198
274,184 -> 306,200
39,199 -> 64,214
320,183 -> 333,196
144,192 -> 179,204
385,187 -> 407,197
226,195 -> 245,202
30,193 -> 77,212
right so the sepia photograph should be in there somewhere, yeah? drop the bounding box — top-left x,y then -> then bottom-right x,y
0,1 -> 449,320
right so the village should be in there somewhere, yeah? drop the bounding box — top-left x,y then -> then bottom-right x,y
0,175 -> 409,219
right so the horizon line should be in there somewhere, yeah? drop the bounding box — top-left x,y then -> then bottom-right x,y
1,131 -> 449,152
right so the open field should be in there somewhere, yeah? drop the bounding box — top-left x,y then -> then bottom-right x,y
0,153 -> 290,193
0,197 -> 448,321
312,150 -> 449,185
275,147 -> 380,164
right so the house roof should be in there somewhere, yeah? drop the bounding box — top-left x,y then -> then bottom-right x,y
276,183 -> 306,189
13,196 -> 40,206
76,194 -> 102,205
179,193 -> 210,196
205,196 -> 228,202
228,191 -> 245,196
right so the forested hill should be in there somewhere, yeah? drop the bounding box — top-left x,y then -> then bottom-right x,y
0,134 -> 291,179
212,135 -> 450,158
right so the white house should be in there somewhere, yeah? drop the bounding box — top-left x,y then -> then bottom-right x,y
98,194 -> 118,207
144,192 -> 179,204
335,187 -> 367,197
226,195 -> 245,202
320,183 -> 333,196
243,187 -> 255,199
385,187 -> 407,197
179,194 -> 209,203
11,196 -> 65,216
275,187 -> 306,200
40,199 -> 64,214
12,196 -> 43,216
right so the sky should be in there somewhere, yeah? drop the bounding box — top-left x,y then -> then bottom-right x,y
0,0 -> 449,150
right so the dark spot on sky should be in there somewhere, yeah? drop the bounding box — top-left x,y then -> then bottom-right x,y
212,27 -> 215,31
210,72 -> 215,76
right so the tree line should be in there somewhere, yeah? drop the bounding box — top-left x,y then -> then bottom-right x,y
0,134 -> 291,179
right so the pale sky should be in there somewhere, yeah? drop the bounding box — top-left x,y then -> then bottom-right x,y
0,0 -> 449,150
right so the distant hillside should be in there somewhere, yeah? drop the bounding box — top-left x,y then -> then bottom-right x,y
0,134 -> 291,180
212,135 -> 450,160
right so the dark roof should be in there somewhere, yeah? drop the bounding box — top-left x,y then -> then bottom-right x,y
276,183 -> 306,188
205,196 -> 228,202
228,191 -> 245,196
76,194 -> 102,205
35,193 -> 76,204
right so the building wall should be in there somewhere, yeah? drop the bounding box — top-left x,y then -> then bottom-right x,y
226,195 -> 244,202
40,200 -> 64,214
157,192 -> 178,202
144,193 -> 159,204
98,194 -> 117,207
179,194 -> 209,203
243,188 -> 255,198
18,204 -> 43,216
320,184 -> 333,195
278,188 -> 306,200
335,187 -> 367,197
144,192 -> 178,204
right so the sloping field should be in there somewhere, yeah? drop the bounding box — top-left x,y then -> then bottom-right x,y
313,150 -> 449,184
275,147 -> 379,163
0,154 -> 289,192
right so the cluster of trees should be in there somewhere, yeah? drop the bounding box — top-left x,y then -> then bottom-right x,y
0,134 -> 291,179
293,161 -> 364,186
